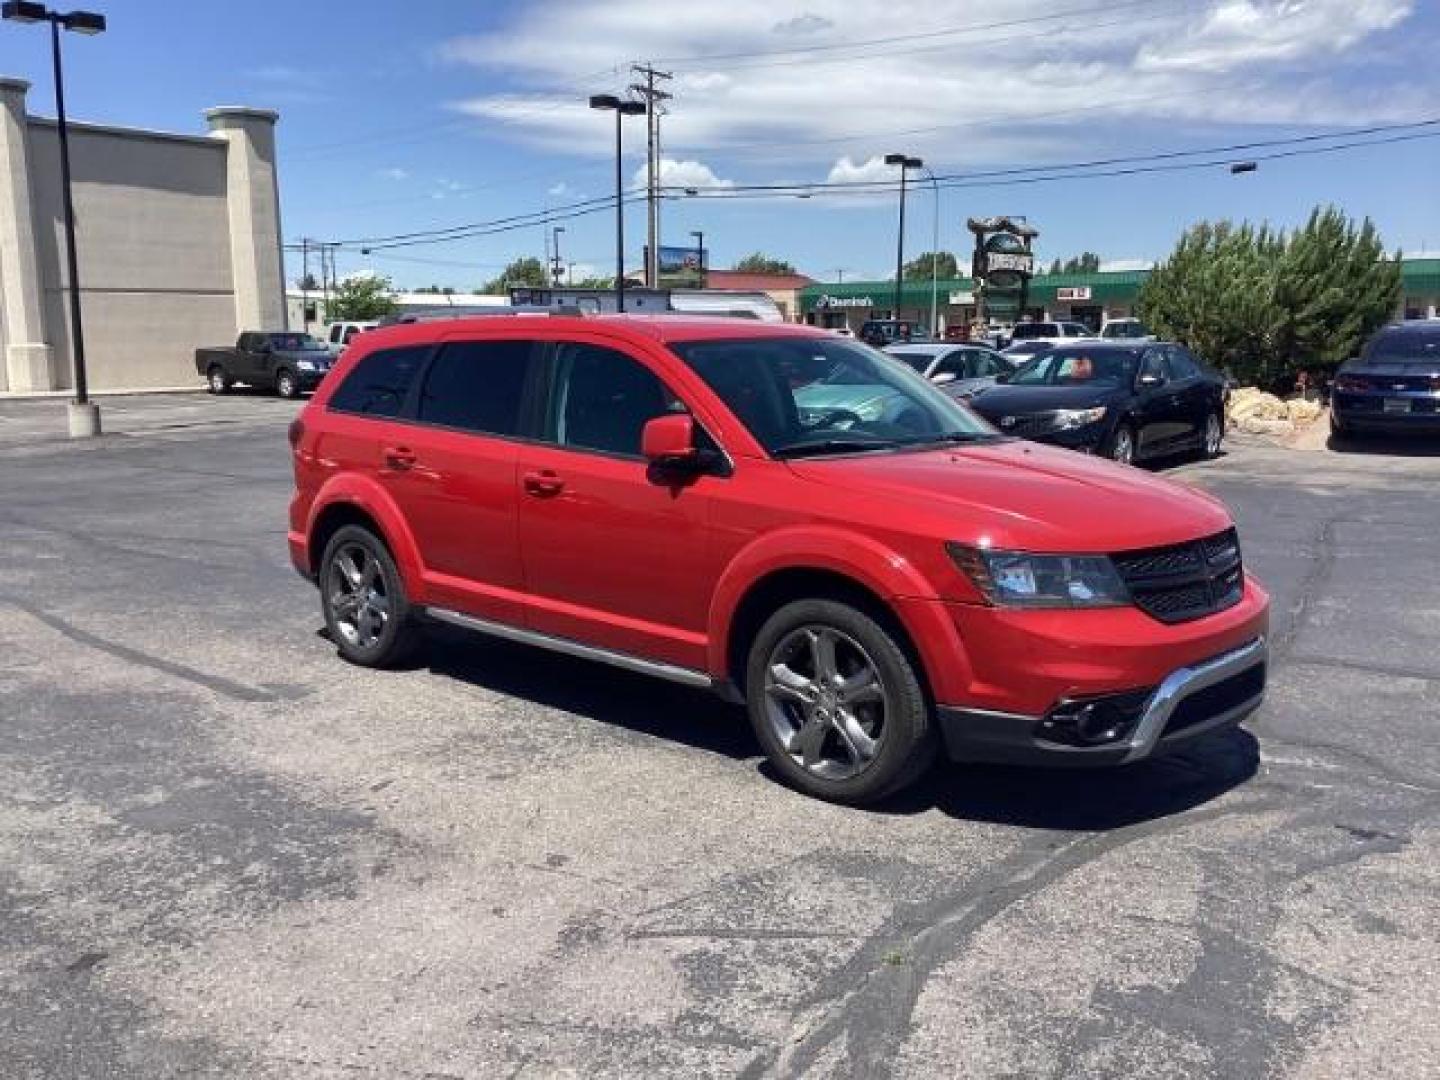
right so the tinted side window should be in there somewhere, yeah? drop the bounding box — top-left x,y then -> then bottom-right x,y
1139,350 -> 1169,382
1168,347 -> 1201,380
549,343 -> 675,457
329,346 -> 428,418
417,339 -> 535,436
329,325 -> 343,344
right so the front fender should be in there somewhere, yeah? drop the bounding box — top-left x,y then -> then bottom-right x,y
306,473 -> 426,599
706,526 -> 969,696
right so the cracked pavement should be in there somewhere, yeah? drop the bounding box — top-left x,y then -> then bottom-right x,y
1,394 -> 1437,1077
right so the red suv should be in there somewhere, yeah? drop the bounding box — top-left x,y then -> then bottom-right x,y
288,316 -> 1269,804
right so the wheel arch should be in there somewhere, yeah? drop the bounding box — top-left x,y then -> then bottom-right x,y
305,477 -> 425,597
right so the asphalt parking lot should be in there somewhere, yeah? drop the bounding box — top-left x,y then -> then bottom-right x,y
2,393 -> 1437,1079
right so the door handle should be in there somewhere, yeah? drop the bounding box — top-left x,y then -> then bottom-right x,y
383,445 -> 416,470
523,469 -> 565,497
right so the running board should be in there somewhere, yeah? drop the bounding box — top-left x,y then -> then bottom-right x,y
423,607 -> 716,691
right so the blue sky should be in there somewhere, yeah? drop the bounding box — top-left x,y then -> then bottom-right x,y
2,0 -> 1437,289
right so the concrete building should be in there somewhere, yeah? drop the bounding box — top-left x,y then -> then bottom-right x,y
0,77 -> 284,393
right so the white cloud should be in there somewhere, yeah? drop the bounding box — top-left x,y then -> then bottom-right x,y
548,181 -> 571,196
440,0 -> 1426,169
772,13 -> 834,35
1099,258 -> 1156,273
632,157 -> 734,191
825,156 -> 897,185
1137,0 -> 1412,73
377,167 -> 410,181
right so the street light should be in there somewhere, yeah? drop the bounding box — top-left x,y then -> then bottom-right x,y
885,153 -> 923,328
1230,161 -> 1258,175
551,225 -> 565,283
921,166 -> 940,338
690,229 -> 704,283
3,1 -> 107,437
589,93 -> 646,312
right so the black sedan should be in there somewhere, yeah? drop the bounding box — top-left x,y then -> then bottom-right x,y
968,341 -> 1227,464
1331,322 -> 1440,437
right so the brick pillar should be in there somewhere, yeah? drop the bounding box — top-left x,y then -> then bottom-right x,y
0,77 -> 55,392
205,106 -> 286,332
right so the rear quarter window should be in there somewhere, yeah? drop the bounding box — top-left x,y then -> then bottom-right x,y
328,346 -> 429,418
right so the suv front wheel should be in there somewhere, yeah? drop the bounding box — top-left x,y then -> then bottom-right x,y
319,525 -> 419,667
746,599 -> 936,804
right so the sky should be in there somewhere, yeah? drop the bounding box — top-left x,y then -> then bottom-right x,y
2,0 -> 1437,290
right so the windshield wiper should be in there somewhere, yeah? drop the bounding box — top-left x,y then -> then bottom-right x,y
773,436 -> 900,459
898,431 -> 1002,447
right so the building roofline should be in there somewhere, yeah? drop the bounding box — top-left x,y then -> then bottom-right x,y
26,115 -> 225,149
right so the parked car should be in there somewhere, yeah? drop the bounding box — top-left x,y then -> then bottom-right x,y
884,342 -> 1012,400
196,332 -> 333,398
858,319 -> 930,346
1008,320 -> 1094,344
1100,318 -> 1155,342
1330,322 -> 1440,437
324,320 -> 379,355
288,317 -> 1268,804
969,341 -> 1227,464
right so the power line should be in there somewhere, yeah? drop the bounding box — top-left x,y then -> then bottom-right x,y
654,0 -> 1173,65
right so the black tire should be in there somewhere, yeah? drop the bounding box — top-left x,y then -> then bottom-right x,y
1103,420 -> 1137,465
1329,410 -> 1348,438
745,598 -> 937,805
206,364 -> 231,395
319,524 -> 419,668
275,368 -> 300,399
1199,409 -> 1225,459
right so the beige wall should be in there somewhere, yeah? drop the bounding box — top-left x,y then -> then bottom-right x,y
0,84 -> 283,392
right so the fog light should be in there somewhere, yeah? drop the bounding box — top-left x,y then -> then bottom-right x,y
1038,692 -> 1149,747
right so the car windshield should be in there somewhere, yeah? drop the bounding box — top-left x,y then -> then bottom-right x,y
1007,346 -> 1141,387
672,336 -> 996,457
1009,324 -> 1054,340
886,349 -> 937,374
269,333 -> 326,351
1103,321 -> 1149,339
1364,330 -> 1440,363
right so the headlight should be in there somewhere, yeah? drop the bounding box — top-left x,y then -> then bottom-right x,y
947,544 -> 1129,608
1053,406 -> 1108,430
296,359 -> 318,371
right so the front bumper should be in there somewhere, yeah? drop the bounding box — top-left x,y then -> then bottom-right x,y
937,636 -> 1267,766
294,366 -> 330,390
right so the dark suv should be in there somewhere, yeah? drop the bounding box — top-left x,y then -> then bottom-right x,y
1331,322 -> 1440,437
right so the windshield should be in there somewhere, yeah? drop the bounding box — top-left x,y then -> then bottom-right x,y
1102,321 -> 1150,339
1007,345 -> 1141,387
1363,329 -> 1440,363
1009,323 -> 1055,340
269,333 -> 326,351
672,336 -> 996,457
887,349 -> 937,373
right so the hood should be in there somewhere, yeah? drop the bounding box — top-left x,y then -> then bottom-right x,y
785,439 -> 1232,552
969,382 -> 1126,415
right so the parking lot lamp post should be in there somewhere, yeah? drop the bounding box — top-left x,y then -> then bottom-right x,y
884,153 -> 922,326
3,2 -> 106,436
690,229 -> 703,283
590,94 -> 646,312
922,166 -> 939,337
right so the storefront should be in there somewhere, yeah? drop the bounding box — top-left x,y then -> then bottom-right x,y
801,260 -> 1440,336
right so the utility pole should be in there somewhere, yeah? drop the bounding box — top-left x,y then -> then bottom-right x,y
301,237 -> 311,331
630,63 -> 672,289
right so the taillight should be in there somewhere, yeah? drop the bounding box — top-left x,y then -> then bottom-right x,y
1334,375 -> 1369,393
1431,375 -> 1440,392
288,416 -> 305,450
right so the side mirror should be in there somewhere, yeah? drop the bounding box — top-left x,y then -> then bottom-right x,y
642,413 -> 699,467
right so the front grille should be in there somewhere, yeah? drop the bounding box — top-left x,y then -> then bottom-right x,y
1112,528 -> 1244,624
1163,662 -> 1266,736
991,411 -> 1057,437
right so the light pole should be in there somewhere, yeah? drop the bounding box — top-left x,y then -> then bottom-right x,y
922,166 -> 940,338
551,225 -> 565,284
690,229 -> 704,284
3,1 -> 106,436
589,93 -> 646,312
884,153 -> 922,329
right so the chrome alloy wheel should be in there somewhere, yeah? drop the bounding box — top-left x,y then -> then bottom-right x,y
763,625 -> 888,781
1111,426 -> 1135,465
327,542 -> 391,649
1204,412 -> 1223,456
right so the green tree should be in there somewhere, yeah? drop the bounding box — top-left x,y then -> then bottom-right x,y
327,273 -> 399,321
733,253 -> 796,275
1270,206 -> 1400,368
902,251 -> 960,279
412,284 -> 456,295
1048,252 -> 1101,274
1137,206 -> 1400,385
482,257 -> 549,293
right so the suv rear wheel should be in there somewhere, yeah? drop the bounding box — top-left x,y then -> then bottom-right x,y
275,368 -> 299,399
746,599 -> 936,804
319,525 -> 418,667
